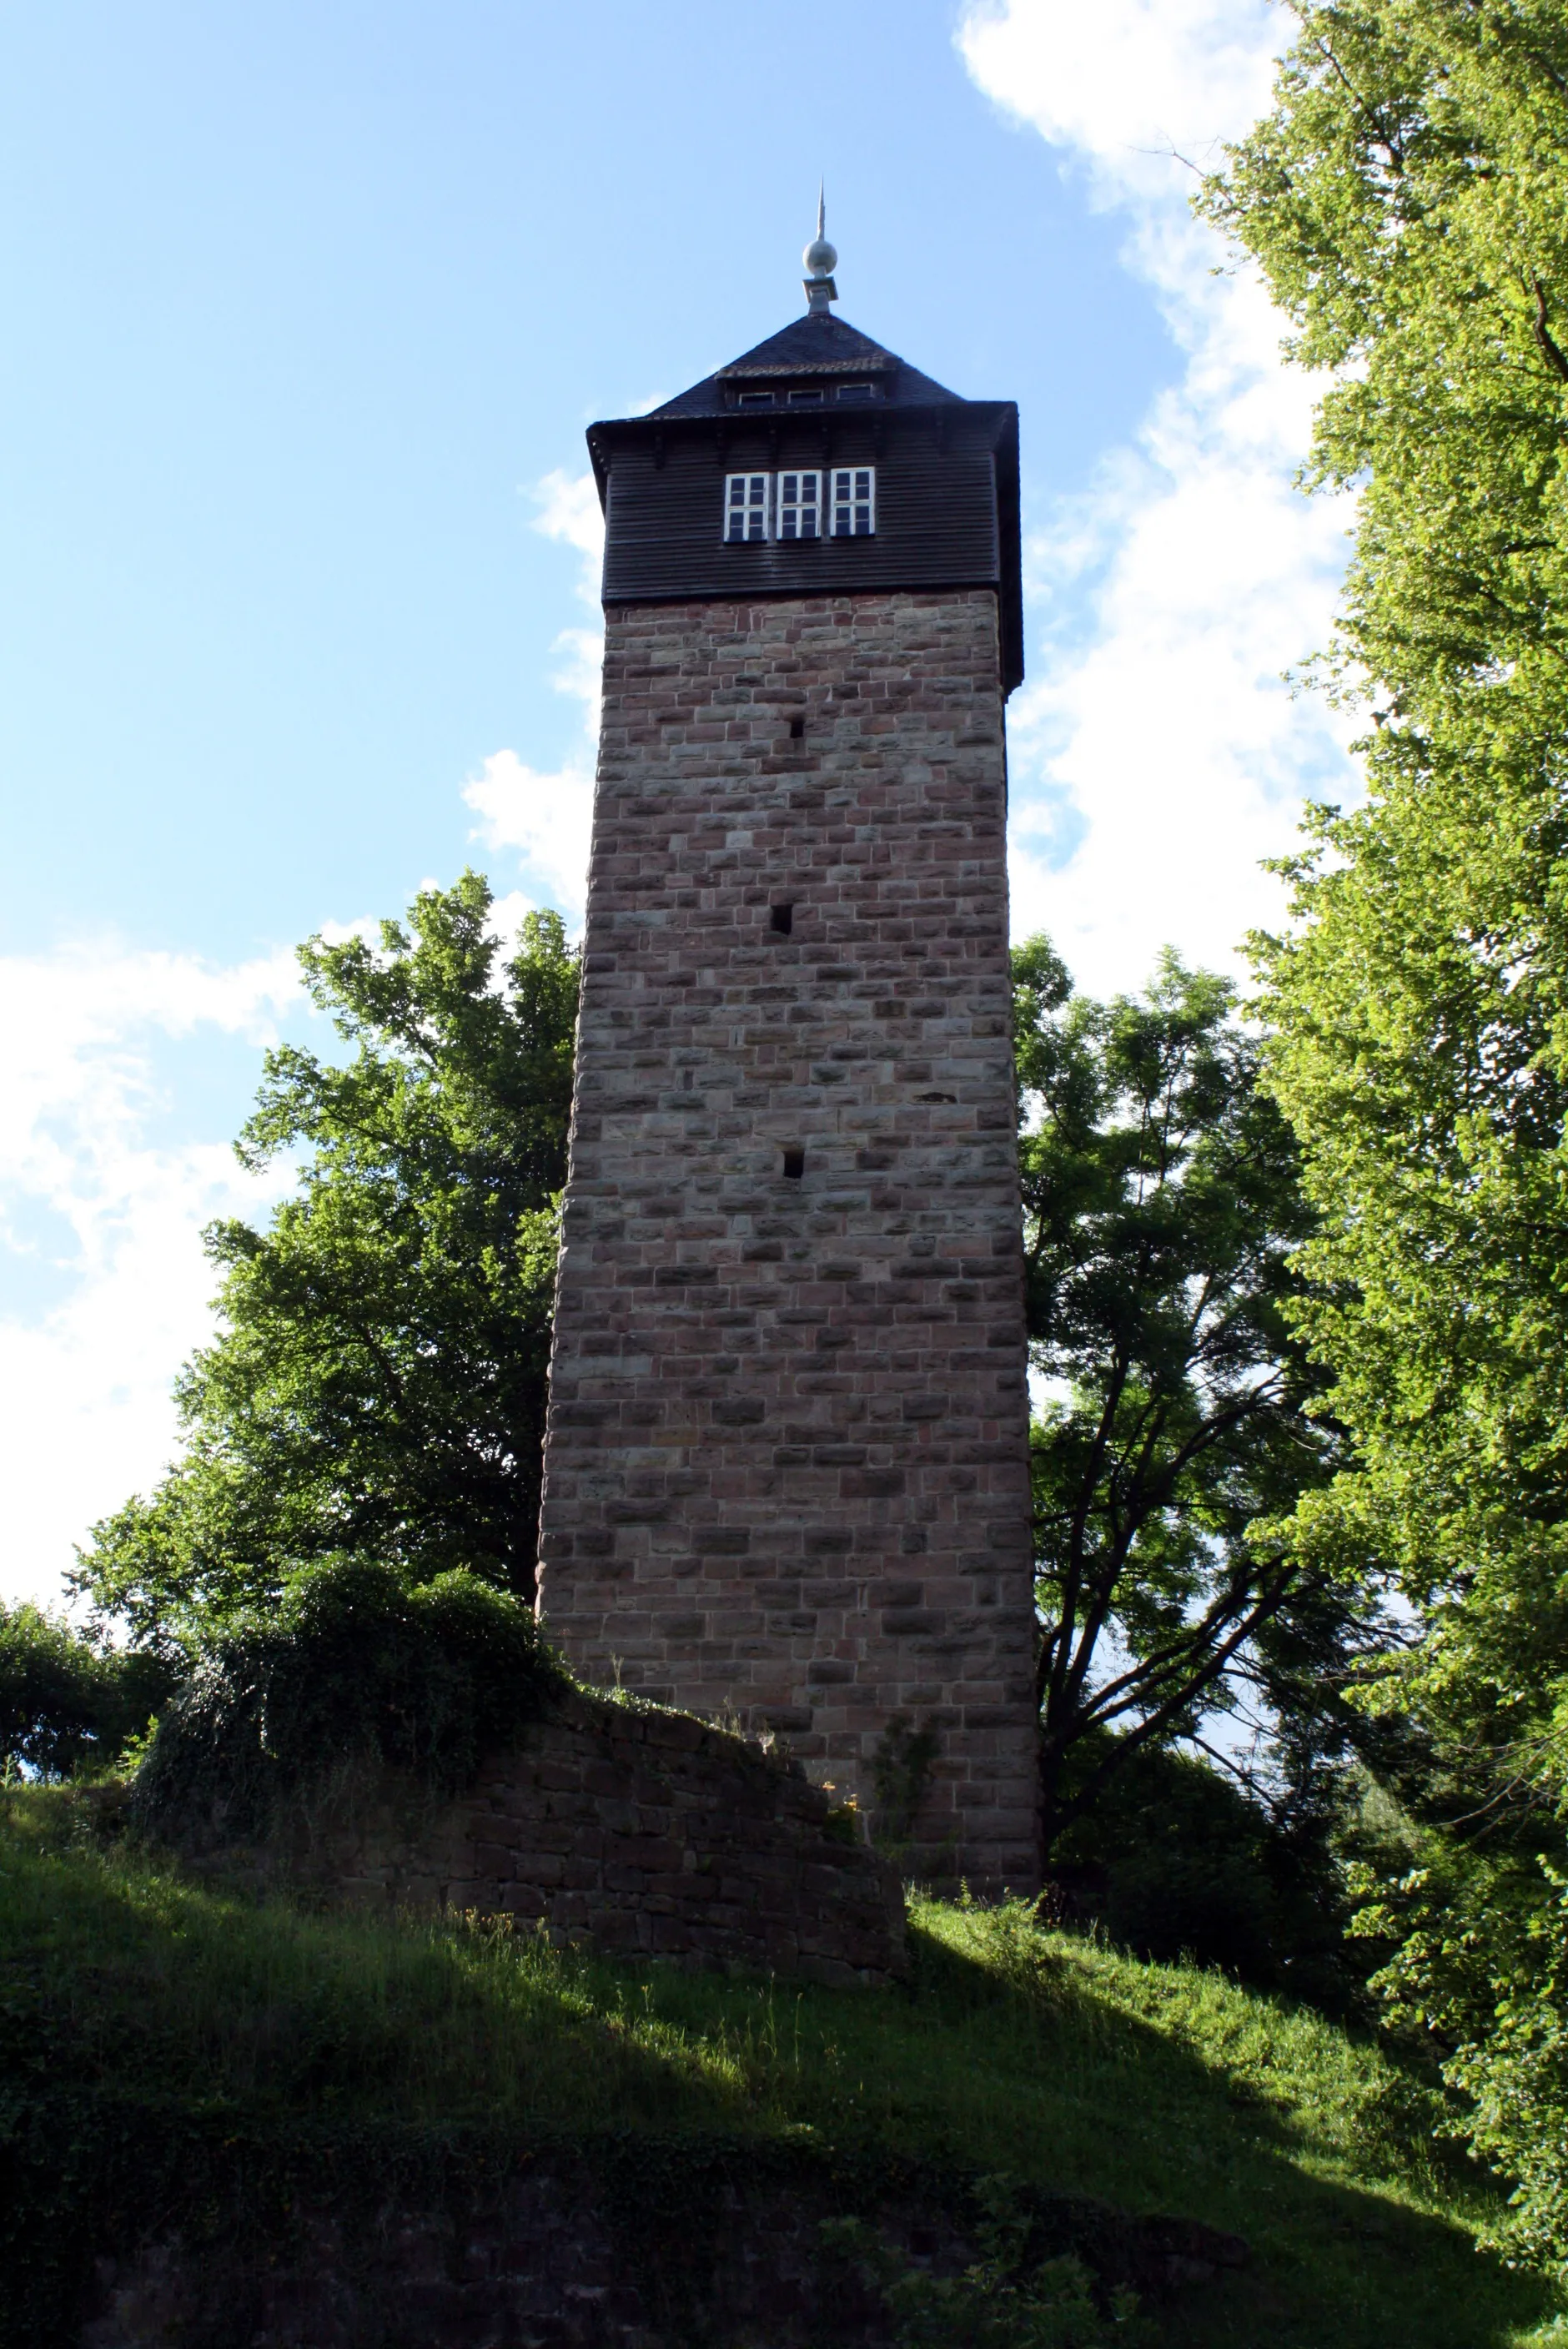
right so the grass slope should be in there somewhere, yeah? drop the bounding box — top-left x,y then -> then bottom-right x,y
2,1785 -> 1564,2347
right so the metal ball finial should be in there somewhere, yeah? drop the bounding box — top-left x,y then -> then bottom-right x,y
802,183 -> 838,314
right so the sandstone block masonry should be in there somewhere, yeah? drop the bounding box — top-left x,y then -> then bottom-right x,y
536,589 -> 1040,1896
273,1691 -> 905,1988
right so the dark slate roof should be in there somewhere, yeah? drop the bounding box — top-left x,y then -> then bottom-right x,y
650,311 -> 962,417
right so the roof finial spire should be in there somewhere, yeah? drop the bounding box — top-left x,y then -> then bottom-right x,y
802,184 -> 838,316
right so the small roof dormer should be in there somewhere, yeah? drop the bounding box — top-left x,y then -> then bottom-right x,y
647,313 -> 964,420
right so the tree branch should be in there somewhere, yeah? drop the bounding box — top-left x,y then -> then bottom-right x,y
1045,1572 -> 1297,1843
1532,279 -> 1568,383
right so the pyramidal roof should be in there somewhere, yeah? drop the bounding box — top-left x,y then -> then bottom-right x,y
650,311 -> 962,420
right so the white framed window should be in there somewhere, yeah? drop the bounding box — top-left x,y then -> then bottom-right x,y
776,470 -> 821,541
723,473 -> 771,544
830,466 -> 876,536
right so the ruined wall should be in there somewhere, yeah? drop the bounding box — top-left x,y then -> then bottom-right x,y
283,1689 -> 903,1988
536,590 -> 1039,1897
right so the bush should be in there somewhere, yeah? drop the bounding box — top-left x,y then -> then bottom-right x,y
823,2177 -> 1148,2347
1049,1738 -> 1353,1998
0,1604 -> 171,1779
132,1556 -> 560,1845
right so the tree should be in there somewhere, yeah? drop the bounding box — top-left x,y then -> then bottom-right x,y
0,1602 -> 172,1778
1206,0 -> 1568,2261
76,874 -> 580,1648
1014,939 -> 1339,1847
1204,0 -> 1568,1773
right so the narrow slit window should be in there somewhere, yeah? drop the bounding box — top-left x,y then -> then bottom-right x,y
830,467 -> 876,536
782,1147 -> 806,1180
776,470 -> 821,541
771,903 -> 794,934
787,387 -> 825,406
724,473 -> 771,544
836,381 -> 874,403
736,390 -> 775,410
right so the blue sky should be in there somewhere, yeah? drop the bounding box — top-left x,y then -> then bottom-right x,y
0,0 -> 1358,1607
3,0 -> 1167,968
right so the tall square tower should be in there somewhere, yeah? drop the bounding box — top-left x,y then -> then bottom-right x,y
536,227 -> 1039,1895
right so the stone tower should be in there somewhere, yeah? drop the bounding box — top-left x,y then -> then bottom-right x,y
535,216 -> 1039,1896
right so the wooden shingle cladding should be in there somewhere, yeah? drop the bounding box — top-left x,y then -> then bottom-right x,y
586,392 -> 1023,693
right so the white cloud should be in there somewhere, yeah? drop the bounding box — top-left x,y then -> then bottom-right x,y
531,465 -> 606,584
464,748 -> 595,925
465,467 -> 608,923
959,0 -> 1359,998
963,0 -> 1279,190
0,943 -> 303,1612
531,468 -> 606,736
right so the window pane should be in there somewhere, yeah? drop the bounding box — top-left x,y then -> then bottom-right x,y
829,466 -> 875,536
777,470 -> 820,542
723,474 -> 771,543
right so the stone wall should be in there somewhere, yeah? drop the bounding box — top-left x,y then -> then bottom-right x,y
279,1688 -> 904,1989
83,2161 -> 1249,2348
536,587 -> 1040,1896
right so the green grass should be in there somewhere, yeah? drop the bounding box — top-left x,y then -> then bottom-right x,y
3,1783 -> 1565,2347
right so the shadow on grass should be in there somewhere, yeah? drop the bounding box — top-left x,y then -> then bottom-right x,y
1,1797 -> 1561,2349
884,1914 -> 1559,2349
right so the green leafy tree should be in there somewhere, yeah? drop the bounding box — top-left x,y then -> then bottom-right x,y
0,1602 -> 171,1778
1014,940 -> 1338,1846
1206,0 -> 1568,2260
76,874 -> 579,1647
1206,0 -> 1568,1786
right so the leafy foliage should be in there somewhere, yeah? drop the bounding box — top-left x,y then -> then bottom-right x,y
823,2181 -> 1148,2348
1211,2 -> 1568,1728
1013,939 -> 1340,1841
1049,1734 -> 1359,2000
0,1604 -> 171,1780
1207,0 -> 1568,2266
131,1555 -> 560,1848
75,875 -> 579,1645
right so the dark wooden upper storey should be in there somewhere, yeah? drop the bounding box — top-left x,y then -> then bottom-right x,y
585,312 -> 1023,693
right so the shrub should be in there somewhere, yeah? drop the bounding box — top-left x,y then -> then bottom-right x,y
823,2177 -> 1148,2347
131,1555 -> 560,1845
1049,1737 -> 1353,1997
